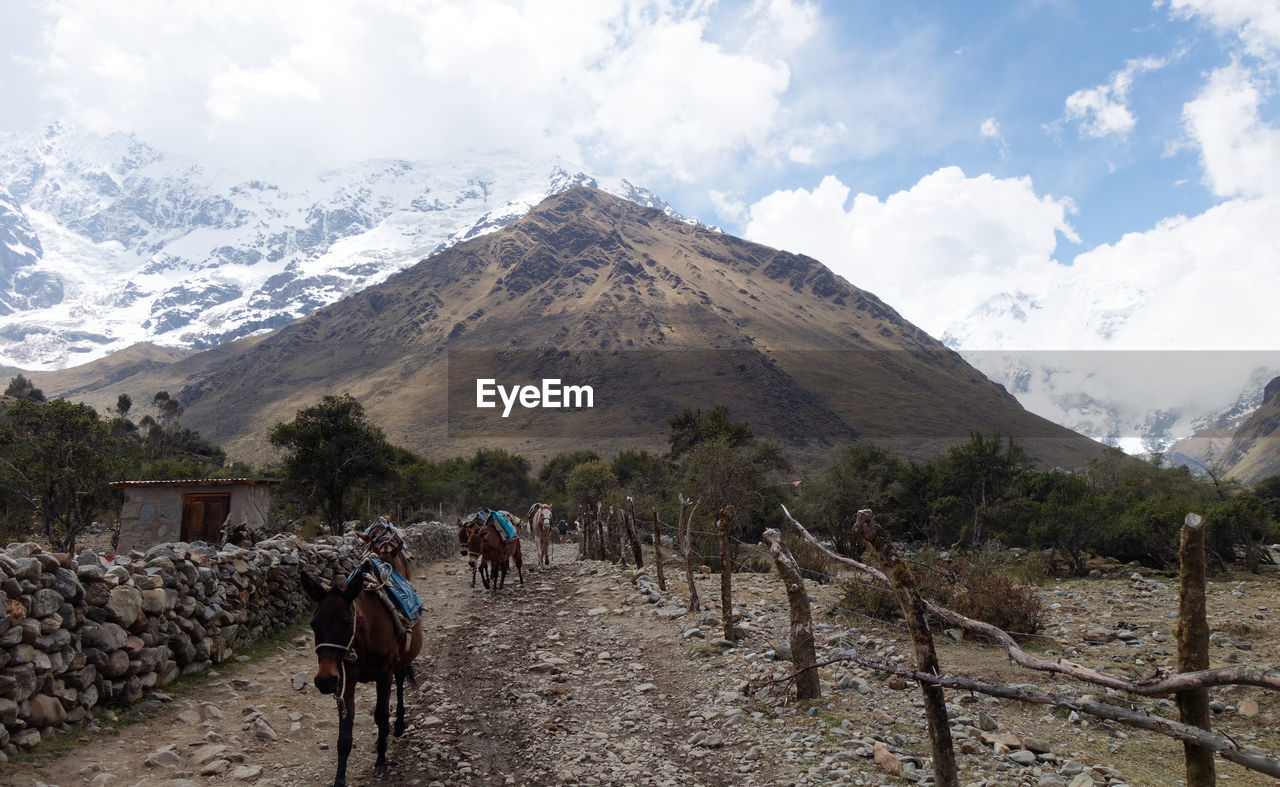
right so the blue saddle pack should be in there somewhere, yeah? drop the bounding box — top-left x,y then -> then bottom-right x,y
347,555 -> 422,622
473,507 -> 518,540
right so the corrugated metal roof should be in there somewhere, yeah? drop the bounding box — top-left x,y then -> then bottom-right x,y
110,478 -> 280,488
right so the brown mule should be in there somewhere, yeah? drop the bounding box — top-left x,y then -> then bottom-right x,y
303,569 -> 424,787
360,520 -> 413,579
473,521 -> 523,591
457,519 -> 489,588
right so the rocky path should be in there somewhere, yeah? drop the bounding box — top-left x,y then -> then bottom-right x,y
5,545 -> 770,786
6,544 -> 1279,787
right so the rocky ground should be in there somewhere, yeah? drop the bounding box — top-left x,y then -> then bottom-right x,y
2,542 -> 1277,786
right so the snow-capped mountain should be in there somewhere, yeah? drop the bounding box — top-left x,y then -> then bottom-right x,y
0,122 -> 684,369
942,291 -> 1280,457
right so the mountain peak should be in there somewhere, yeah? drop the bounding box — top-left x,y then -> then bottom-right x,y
0,126 -> 688,370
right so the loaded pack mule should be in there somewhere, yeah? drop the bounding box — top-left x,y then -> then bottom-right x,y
303,564 -> 424,787
472,519 -> 524,591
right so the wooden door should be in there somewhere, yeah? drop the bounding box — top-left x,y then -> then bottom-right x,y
181,494 -> 231,544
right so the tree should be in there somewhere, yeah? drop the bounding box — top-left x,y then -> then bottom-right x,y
1020,471 -> 1106,575
269,394 -> 391,534
466,448 -> 533,505
667,405 -> 753,459
0,398 -> 122,552
3,374 -> 45,402
537,450 -> 600,502
932,432 -> 1029,548
795,443 -> 907,555
114,393 -> 132,419
151,391 -> 183,429
1204,496 -> 1276,572
565,460 -> 618,514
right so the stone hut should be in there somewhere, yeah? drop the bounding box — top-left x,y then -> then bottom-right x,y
111,478 -> 278,554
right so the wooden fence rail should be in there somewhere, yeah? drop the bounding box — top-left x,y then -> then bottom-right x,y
770,505 -> 1280,782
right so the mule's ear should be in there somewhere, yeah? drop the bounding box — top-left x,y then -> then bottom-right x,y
301,572 -> 328,603
340,577 -> 363,603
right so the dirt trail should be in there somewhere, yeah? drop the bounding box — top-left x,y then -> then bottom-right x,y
6,545 -> 763,787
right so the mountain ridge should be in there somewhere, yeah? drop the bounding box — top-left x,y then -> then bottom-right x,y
0,123 -> 686,369
25,187 -> 1103,470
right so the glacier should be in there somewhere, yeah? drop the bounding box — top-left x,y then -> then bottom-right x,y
0,122 -> 683,370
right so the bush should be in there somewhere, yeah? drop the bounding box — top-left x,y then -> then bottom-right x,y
785,534 -> 838,584
834,555 -> 1044,635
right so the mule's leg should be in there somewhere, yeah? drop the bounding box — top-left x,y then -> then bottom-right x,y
394,669 -> 407,737
516,547 -> 524,585
334,679 -> 357,787
373,675 -> 391,776
371,675 -> 389,778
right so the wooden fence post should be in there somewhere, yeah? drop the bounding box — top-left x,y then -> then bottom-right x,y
626,497 -> 644,569
1178,512 -> 1216,787
596,502 -> 606,561
613,496 -> 627,568
761,528 -> 820,700
678,494 -> 701,613
853,509 -> 958,787
652,508 -> 667,591
718,506 -> 736,642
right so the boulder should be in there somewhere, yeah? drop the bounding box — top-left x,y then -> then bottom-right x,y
104,586 -> 143,627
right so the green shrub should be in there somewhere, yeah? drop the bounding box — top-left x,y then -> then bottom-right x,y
834,555 -> 1044,634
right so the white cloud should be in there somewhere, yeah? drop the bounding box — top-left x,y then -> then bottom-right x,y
1062,56 -> 1167,139
1182,64 -> 1280,198
708,189 -> 748,224
979,116 -> 1008,157
742,167 -> 1077,337
26,0 -> 823,181
1168,0 -> 1280,60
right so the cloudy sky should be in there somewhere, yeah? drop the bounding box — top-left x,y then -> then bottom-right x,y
2,0 -> 1278,360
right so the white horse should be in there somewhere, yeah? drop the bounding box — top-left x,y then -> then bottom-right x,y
525,503 -> 553,566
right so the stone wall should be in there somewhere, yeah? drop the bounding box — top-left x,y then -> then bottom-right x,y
0,521 -> 455,760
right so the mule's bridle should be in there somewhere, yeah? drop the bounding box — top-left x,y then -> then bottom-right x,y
315,607 -> 360,718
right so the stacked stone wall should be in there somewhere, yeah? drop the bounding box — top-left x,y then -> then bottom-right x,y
0,521 -> 455,758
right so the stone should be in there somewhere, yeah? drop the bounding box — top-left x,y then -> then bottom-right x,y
29,589 -> 63,618
104,586 -> 143,627
252,717 -> 277,741
199,759 -> 230,776
144,745 -> 184,768
1023,737 -> 1052,753
231,765 -> 263,781
1067,774 -> 1095,787
190,744 -> 229,766
636,683 -> 658,693
1238,699 -> 1260,718
292,671 -> 309,691
1010,750 -> 1037,765
25,694 -> 67,728
175,709 -> 202,724
872,742 -> 901,775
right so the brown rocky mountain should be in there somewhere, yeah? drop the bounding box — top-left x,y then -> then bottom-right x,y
26,187 -> 1103,468
1220,376 -> 1280,485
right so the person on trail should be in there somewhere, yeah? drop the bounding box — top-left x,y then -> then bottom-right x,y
558,518 -> 568,543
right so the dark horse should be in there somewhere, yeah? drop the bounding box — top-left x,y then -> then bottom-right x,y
458,519 -> 488,588
303,568 -> 424,787
472,521 -> 524,591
